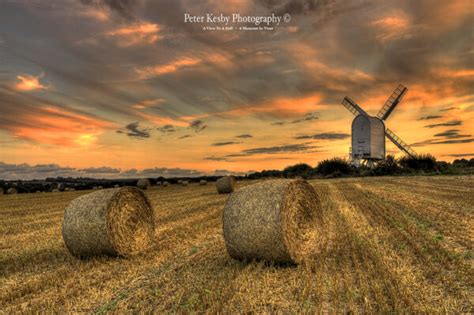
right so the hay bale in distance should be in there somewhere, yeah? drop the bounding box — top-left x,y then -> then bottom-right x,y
7,188 -> 18,194
114,184 -> 120,188
177,180 -> 183,185
137,178 -> 150,190
156,182 -> 162,186
200,180 -> 207,185
162,181 -> 169,187
216,176 -> 236,194
52,188 -> 60,192
181,180 -> 189,186
222,179 -> 320,264
62,187 -> 155,258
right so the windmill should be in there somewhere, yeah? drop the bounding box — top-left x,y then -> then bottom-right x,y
341,84 -> 416,166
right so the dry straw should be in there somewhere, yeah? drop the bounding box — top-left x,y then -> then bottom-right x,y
222,179 -> 320,264
200,180 -> 207,185
137,178 -> 151,190
7,188 -> 18,194
62,187 -> 155,258
216,176 -> 236,194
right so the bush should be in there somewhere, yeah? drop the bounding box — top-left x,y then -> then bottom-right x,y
282,163 -> 315,179
316,158 -> 351,176
373,155 -> 400,175
398,154 -> 437,172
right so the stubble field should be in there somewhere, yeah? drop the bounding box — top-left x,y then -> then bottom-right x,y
1,176 -> 473,313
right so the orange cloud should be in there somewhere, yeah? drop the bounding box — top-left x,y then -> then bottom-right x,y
371,11 -> 414,43
131,98 -> 166,109
10,106 -> 114,146
286,42 -> 374,91
14,74 -> 48,91
106,23 -> 160,46
136,57 -> 202,79
437,68 -> 474,78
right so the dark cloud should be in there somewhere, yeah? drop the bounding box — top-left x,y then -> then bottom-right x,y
235,134 -> 253,138
118,122 -> 150,138
189,120 -> 207,133
433,129 -> 471,139
443,153 -> 474,157
424,120 -> 462,128
212,141 -> 240,147
291,112 -> 319,124
80,166 -> 121,174
204,156 -> 228,161
157,124 -> 176,134
295,132 -> 349,140
440,107 -> 459,112
272,121 -> 286,126
234,143 -> 319,156
411,138 -> 474,147
417,115 -> 443,120
79,0 -> 138,20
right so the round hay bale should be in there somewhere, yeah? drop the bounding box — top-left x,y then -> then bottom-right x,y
177,179 -> 183,185
62,187 -> 155,258
162,181 -> 169,187
223,179 -> 320,264
200,180 -> 207,185
98,186 -> 103,189
137,178 -> 150,190
216,176 -> 236,194
52,188 -> 60,192
156,181 -> 162,186
114,184 -> 120,188
181,180 -> 189,186
57,183 -> 65,191
7,188 -> 18,194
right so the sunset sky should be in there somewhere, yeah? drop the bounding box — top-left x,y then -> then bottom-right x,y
0,0 -> 473,179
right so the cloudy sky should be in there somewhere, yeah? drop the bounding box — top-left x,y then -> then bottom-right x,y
0,0 -> 473,179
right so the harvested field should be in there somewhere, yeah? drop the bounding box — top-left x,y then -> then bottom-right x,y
0,176 -> 473,313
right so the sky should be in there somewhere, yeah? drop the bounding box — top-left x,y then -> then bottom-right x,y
0,0 -> 473,179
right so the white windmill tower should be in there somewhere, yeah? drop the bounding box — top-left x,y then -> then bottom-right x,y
341,84 -> 416,166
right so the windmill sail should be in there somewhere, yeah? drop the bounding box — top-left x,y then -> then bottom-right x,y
385,128 -> 416,157
342,97 -> 368,116
376,84 -> 408,120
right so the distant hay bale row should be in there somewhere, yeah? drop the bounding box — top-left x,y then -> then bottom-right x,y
62,187 -> 155,258
137,179 -> 151,190
7,188 -> 18,194
223,179 -> 320,264
216,176 -> 236,194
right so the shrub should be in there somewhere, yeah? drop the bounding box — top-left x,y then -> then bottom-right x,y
373,155 -> 400,175
398,154 -> 437,172
282,163 -> 315,179
316,158 -> 351,176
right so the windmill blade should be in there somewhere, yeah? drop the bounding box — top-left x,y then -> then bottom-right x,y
342,97 -> 368,116
385,128 -> 416,157
376,84 -> 408,120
